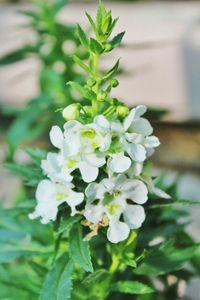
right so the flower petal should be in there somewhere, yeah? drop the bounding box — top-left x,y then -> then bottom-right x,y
131,118 -> 153,135
84,152 -> 106,167
126,142 -> 146,162
94,115 -> 110,130
107,218 -> 130,243
84,203 -> 104,223
144,136 -> 160,148
122,179 -> 148,204
36,179 -> 55,202
123,204 -> 145,229
79,161 -> 98,183
85,182 -> 105,202
67,191 -> 84,216
49,126 -> 63,149
108,153 -> 131,173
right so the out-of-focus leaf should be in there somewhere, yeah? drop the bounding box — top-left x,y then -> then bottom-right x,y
0,45 -> 38,65
110,281 -> 154,295
39,255 -> 73,300
25,148 -> 47,166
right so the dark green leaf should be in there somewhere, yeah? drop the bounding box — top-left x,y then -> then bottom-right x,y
110,31 -> 125,48
135,241 -> 200,276
77,25 -> 89,49
101,59 -> 120,82
58,215 -> 82,236
111,281 -> 154,295
90,38 -> 103,54
69,225 -> 93,272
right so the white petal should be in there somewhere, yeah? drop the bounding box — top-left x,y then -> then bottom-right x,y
124,106 -> 147,131
123,204 -> 145,229
79,161 -> 98,183
126,142 -> 146,162
152,187 -> 171,199
49,126 -> 63,149
84,204 -> 104,223
144,136 -> 160,148
111,121 -> 124,133
63,120 -> 82,133
94,115 -> 110,130
85,182 -> 105,201
107,219 -> 130,243
108,153 -> 131,173
122,179 -> 148,204
67,191 -> 84,215
131,118 -> 153,136
134,105 -> 147,119
84,152 -> 106,167
36,180 -> 55,202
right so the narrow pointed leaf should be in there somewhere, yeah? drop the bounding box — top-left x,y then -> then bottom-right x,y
110,31 -> 125,48
111,281 -> 154,295
69,225 -> 93,272
90,38 -> 103,54
77,25 -> 89,49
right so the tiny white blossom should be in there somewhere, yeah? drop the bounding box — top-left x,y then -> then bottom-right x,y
29,179 -> 84,224
84,174 -> 148,243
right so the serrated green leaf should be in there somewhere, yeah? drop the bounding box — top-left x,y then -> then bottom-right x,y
90,38 -> 103,54
77,25 -> 89,49
110,31 -> 125,48
72,55 -> 92,75
58,215 -> 82,236
25,148 -> 47,166
82,269 -> 107,284
69,225 -> 93,272
68,81 -> 96,101
40,255 -> 73,300
111,281 -> 154,295
4,163 -> 43,187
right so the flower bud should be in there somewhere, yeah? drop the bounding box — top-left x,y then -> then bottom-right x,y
62,104 -> 80,121
104,44 -> 113,52
116,105 -> 129,118
110,79 -> 119,88
97,91 -> 107,101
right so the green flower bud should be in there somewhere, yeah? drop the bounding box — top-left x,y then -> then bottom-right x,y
104,44 -> 113,52
110,79 -> 119,88
116,105 -> 129,118
62,104 -> 80,121
97,91 -> 107,101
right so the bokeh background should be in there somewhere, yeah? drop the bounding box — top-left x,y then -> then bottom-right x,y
0,0 -> 200,298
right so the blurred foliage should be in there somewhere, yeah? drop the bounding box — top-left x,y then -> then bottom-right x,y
0,0 -> 87,158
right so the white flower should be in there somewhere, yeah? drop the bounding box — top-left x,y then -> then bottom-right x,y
84,174 -> 148,243
42,120 -> 111,183
29,179 -> 84,224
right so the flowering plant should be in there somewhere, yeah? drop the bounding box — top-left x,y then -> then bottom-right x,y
2,2 -> 200,300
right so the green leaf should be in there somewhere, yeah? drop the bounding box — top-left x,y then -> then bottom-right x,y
72,55 -> 92,75
4,163 -> 43,187
110,31 -> 125,48
0,247 -> 46,263
82,269 -> 107,284
101,59 -> 120,82
0,45 -> 38,65
25,148 -> 47,166
85,13 -> 98,36
58,215 -> 82,236
0,229 -> 26,243
40,255 -> 73,300
90,38 -> 103,54
111,281 -> 154,295
77,25 -> 89,49
135,241 -> 200,276
68,81 -> 96,101
69,225 -> 93,272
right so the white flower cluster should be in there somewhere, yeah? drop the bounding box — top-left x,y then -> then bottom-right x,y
29,105 -> 160,243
